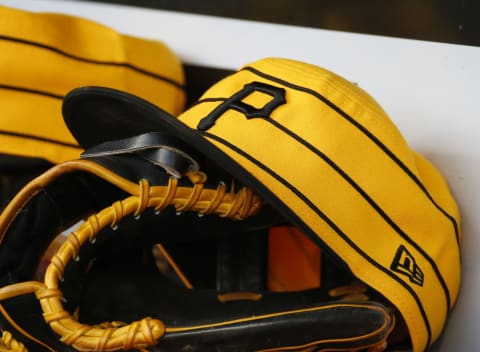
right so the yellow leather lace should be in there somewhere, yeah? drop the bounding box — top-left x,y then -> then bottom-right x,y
0,331 -> 27,352
329,281 -> 370,301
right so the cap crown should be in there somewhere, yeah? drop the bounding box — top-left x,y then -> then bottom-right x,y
177,57 -> 461,351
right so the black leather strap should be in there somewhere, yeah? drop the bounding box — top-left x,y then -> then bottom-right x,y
81,132 -> 199,178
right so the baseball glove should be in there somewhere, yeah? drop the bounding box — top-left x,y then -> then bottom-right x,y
0,142 -> 394,352
0,89 -> 395,351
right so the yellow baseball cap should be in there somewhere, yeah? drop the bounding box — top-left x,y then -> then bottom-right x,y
63,57 -> 461,351
0,4 -> 185,164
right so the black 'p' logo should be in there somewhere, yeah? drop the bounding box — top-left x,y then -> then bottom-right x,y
197,81 -> 286,131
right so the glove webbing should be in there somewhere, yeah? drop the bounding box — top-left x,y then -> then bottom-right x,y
0,165 -> 262,352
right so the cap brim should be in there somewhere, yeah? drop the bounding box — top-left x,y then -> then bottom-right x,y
63,86 -> 176,149
62,85 -> 288,217
62,86 -> 267,201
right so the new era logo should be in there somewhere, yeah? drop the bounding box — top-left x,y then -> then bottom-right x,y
391,245 -> 424,286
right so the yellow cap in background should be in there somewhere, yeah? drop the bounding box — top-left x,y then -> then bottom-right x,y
0,5 -> 185,164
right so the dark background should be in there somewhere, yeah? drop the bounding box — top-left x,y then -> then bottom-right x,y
82,0 -> 479,47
